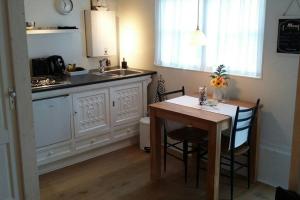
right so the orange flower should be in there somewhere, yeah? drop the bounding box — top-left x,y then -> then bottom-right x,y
215,78 -> 223,88
210,76 -> 228,88
210,78 -> 217,87
210,65 -> 229,88
221,77 -> 228,87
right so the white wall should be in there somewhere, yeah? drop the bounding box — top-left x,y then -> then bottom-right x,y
24,0 -> 118,70
116,0 -> 300,188
23,0 -> 300,188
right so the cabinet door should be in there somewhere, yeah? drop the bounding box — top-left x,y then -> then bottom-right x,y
33,95 -> 72,148
111,83 -> 143,126
73,89 -> 110,137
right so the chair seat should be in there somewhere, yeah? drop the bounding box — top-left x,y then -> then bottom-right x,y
168,127 -> 208,144
200,134 -> 250,156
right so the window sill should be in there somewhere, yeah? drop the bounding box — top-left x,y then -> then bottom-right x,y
154,64 -> 263,80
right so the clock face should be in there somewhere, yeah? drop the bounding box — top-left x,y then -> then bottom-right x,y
55,0 -> 73,15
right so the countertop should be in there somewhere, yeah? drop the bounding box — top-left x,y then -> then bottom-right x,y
32,68 -> 157,93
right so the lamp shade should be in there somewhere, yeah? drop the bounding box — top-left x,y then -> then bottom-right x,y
191,29 -> 207,46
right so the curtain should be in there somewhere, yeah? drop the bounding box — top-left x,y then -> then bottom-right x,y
155,0 -> 266,78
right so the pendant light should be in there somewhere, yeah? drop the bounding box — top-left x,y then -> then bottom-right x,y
191,0 -> 207,46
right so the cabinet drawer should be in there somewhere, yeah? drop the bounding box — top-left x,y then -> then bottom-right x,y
75,133 -> 111,152
112,123 -> 139,141
37,142 -> 72,165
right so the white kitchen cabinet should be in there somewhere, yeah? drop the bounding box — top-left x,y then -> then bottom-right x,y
33,95 -> 72,148
73,88 -> 110,138
32,76 -> 153,174
110,83 -> 143,126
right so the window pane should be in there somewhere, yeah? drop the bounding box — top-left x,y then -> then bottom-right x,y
155,0 -> 266,78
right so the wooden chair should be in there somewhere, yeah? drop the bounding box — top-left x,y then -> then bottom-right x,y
225,99 -> 260,200
198,99 -> 260,200
157,86 -> 207,186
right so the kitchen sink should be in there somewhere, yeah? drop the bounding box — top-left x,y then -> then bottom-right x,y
89,69 -> 117,77
105,69 -> 143,76
90,71 -> 117,76
90,69 -> 143,77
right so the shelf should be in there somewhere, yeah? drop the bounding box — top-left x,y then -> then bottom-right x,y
26,29 -> 79,35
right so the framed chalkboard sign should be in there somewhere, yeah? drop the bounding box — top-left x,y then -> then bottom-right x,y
277,18 -> 300,54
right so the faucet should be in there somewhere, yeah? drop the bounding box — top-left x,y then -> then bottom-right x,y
99,57 -> 111,73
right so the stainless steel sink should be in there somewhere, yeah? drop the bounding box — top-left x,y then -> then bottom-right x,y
90,69 -> 142,77
89,69 -> 117,77
105,69 -> 143,76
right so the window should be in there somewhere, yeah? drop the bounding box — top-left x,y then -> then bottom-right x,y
155,0 -> 266,78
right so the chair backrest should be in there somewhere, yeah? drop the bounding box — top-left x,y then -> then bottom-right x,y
230,99 -> 260,149
157,86 -> 185,133
157,86 -> 185,102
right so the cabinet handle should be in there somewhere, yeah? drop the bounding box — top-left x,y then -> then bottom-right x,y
112,101 -> 115,107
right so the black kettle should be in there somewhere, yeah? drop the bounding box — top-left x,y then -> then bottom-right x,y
47,55 -> 65,75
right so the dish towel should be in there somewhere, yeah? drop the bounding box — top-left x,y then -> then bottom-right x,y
153,75 -> 166,103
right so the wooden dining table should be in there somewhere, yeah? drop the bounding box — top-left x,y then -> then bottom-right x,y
149,97 -> 261,200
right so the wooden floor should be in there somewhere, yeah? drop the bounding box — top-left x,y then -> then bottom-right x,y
40,145 -> 275,200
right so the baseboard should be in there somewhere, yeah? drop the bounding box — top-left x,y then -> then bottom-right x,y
257,142 -> 291,188
38,137 -> 138,175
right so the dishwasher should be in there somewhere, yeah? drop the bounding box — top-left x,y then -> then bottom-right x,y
33,95 -> 72,148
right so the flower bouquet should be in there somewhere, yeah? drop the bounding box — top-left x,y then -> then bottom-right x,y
210,65 -> 229,100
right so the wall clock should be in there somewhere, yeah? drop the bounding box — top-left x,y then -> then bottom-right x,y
55,0 -> 73,15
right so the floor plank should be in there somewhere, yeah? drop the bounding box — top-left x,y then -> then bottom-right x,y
40,145 -> 275,200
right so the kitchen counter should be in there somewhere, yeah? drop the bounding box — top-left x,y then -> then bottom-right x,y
32,68 -> 156,93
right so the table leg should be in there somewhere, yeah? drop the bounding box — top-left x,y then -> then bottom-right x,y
207,123 -> 222,200
150,109 -> 162,180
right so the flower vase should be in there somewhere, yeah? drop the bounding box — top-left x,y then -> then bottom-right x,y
212,88 -> 223,101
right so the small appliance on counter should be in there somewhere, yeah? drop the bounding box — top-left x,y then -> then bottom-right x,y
47,55 -> 66,75
31,58 -> 50,76
31,55 -> 65,77
31,55 -> 70,89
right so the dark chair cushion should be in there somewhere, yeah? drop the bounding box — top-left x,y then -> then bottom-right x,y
168,127 -> 208,144
275,187 -> 300,200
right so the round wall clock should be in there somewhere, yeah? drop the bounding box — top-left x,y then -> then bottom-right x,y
55,0 -> 73,15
